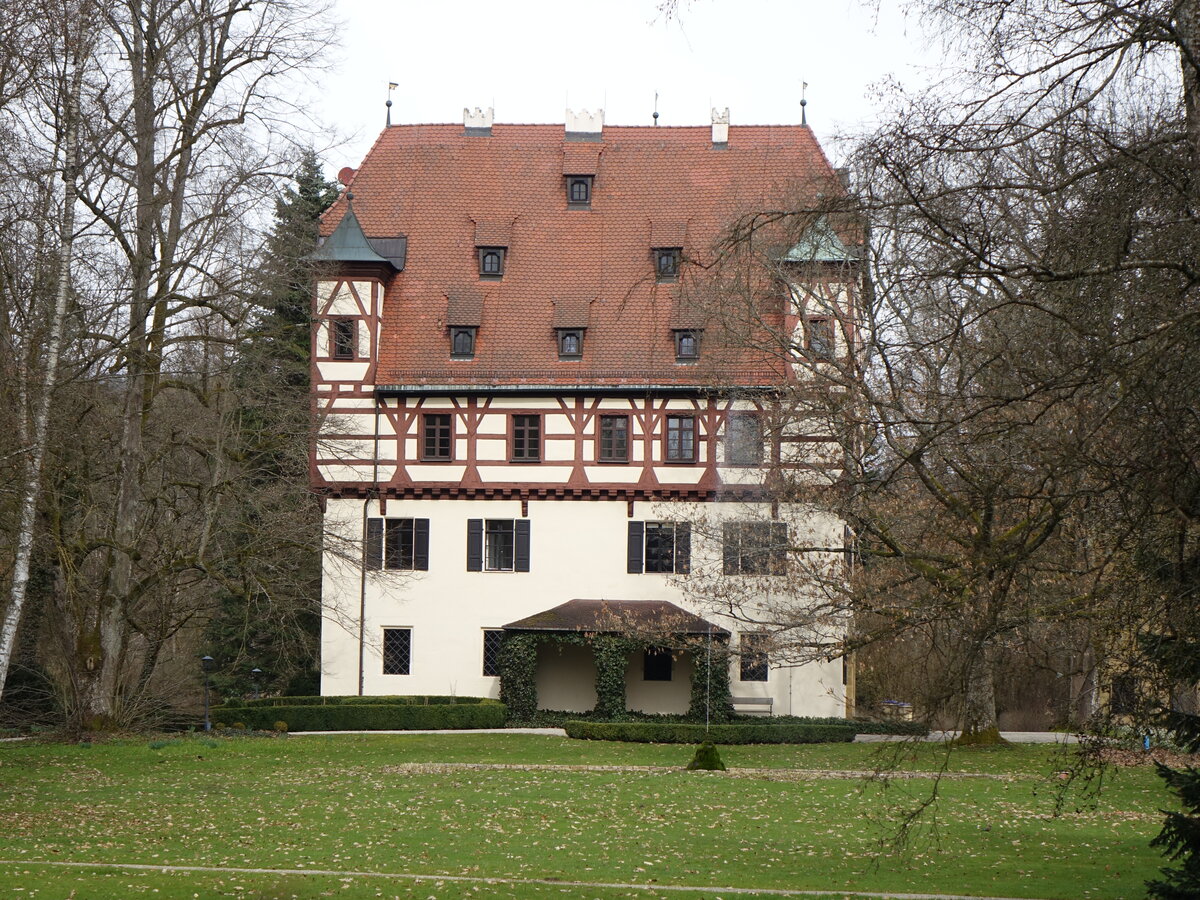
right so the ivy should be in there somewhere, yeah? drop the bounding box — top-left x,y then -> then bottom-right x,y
591,635 -> 636,719
688,638 -> 734,722
498,632 -> 539,722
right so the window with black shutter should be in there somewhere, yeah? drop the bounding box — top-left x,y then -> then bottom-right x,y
366,518 -> 429,571
470,519 -> 530,572
627,521 -> 690,574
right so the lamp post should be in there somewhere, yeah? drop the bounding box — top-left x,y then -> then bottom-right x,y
250,667 -> 263,701
200,655 -> 216,731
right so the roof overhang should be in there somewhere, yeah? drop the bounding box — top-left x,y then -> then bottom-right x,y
374,383 -> 781,398
503,599 -> 730,637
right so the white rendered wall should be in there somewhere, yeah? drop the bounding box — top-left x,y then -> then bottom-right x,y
319,496 -> 848,717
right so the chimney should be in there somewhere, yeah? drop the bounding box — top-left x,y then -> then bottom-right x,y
711,108 -> 730,148
565,108 -> 604,142
463,106 -> 494,137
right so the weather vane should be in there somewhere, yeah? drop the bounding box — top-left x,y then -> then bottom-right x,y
386,81 -> 398,127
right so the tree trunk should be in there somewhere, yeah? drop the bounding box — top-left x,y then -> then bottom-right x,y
960,648 -> 999,738
0,61 -> 83,702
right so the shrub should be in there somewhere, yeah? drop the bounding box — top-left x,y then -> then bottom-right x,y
233,702 -> 508,732
687,740 -> 726,770
221,695 -> 497,710
273,721 -> 288,733
231,722 -> 246,731
563,720 -> 856,744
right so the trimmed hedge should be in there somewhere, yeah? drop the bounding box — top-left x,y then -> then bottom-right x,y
224,695 -> 496,709
228,702 -> 507,732
563,720 -> 856,744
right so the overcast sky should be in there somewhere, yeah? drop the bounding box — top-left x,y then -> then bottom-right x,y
310,0 -> 941,172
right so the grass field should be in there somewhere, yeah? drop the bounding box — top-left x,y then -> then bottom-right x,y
0,732 -> 1171,899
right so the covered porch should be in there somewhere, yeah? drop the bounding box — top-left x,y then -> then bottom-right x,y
500,599 -> 731,720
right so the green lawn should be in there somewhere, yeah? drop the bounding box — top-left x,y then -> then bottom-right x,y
0,733 -> 1170,899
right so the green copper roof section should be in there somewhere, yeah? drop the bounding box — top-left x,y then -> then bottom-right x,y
783,218 -> 855,264
311,202 -> 392,266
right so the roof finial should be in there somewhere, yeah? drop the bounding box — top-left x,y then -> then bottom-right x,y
386,81 -> 398,127
800,80 -> 808,126
653,91 -> 659,126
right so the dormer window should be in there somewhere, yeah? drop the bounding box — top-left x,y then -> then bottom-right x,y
655,248 -> 681,282
567,176 -> 593,207
451,326 -> 477,359
331,318 -> 356,360
478,247 -> 505,278
674,329 -> 700,361
557,328 -> 583,359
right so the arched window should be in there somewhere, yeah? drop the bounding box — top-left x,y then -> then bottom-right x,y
558,329 -> 582,358
478,248 -> 504,277
451,327 -> 476,358
674,329 -> 699,360
568,177 -> 592,204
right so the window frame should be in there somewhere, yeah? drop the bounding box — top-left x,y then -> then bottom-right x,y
330,317 -> 356,360
364,517 -> 430,571
566,175 -> 593,207
654,247 -> 681,283
722,521 -> 789,576
674,329 -> 700,361
739,633 -> 769,682
597,414 -> 630,463
382,627 -> 412,676
482,629 -> 504,677
557,328 -> 584,359
664,414 -> 697,463
422,412 -> 454,461
627,520 -> 691,575
511,414 -> 542,462
467,519 -> 530,573
725,412 -> 764,466
806,316 -> 835,360
450,326 -> 477,359
478,246 -> 505,278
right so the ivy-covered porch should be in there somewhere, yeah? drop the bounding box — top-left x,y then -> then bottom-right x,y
498,599 -> 734,722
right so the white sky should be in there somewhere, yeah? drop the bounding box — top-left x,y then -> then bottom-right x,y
311,0 -> 942,172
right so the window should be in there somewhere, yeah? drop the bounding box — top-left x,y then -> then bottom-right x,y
382,628 -> 411,675
364,518 -> 430,571
451,326 -> 476,359
807,317 -> 834,360
558,328 -> 583,359
627,521 -> 690,574
654,248 -> 681,282
567,176 -> 592,206
739,633 -> 769,681
643,647 -> 672,681
723,521 -> 788,575
665,414 -> 696,462
467,519 -> 531,572
478,247 -> 505,277
511,414 -> 541,461
674,329 -> 700,360
1109,674 -> 1138,715
422,413 -> 453,460
331,318 -> 355,359
482,630 -> 504,676
725,413 -> 764,465
598,415 -> 629,462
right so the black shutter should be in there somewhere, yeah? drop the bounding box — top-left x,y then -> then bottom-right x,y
414,518 -> 430,571
722,522 -> 739,575
514,519 -> 531,572
771,522 -> 789,575
365,518 -> 383,570
674,522 -> 691,574
627,521 -> 644,573
467,519 -> 483,571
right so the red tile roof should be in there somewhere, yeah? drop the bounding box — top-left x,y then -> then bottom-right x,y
322,123 -> 839,387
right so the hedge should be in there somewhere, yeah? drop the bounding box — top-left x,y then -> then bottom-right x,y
563,720 -> 856,744
223,695 -> 496,709
224,702 -> 507,732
